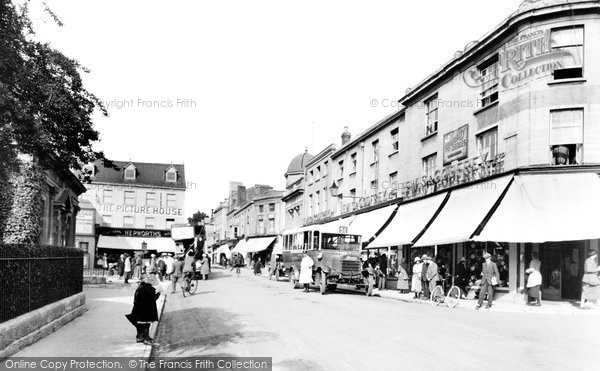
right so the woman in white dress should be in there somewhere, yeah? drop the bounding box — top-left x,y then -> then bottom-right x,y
411,257 -> 423,299
299,251 -> 314,293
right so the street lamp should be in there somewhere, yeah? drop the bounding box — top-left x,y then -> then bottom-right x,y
329,181 -> 360,199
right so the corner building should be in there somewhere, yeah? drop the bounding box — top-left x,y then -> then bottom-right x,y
303,0 -> 600,302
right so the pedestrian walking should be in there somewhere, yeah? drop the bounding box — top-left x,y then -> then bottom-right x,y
231,253 -> 244,277
421,255 -> 430,299
580,249 -> 600,309
299,251 -> 314,293
124,253 -> 132,283
126,274 -> 160,345
171,256 -> 184,293
148,254 -> 157,275
411,257 -> 423,298
253,257 -> 263,276
165,253 -> 174,280
396,258 -> 409,293
426,256 -> 439,297
476,252 -> 500,310
200,253 -> 210,280
157,254 -> 166,281
117,254 -> 125,278
526,251 -> 542,306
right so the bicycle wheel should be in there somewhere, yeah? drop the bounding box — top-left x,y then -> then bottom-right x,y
189,278 -> 198,294
430,285 -> 444,306
446,286 -> 461,308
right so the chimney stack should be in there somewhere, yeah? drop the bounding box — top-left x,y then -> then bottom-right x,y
341,126 -> 351,146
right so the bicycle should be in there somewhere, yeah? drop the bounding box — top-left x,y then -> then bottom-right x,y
181,271 -> 198,297
430,274 -> 461,308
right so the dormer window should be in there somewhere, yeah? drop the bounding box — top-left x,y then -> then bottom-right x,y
124,164 -> 136,180
166,166 -> 177,182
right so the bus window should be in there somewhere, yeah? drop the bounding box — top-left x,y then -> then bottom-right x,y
313,231 -> 320,250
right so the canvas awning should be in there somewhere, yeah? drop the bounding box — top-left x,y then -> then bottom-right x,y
317,216 -> 356,234
245,237 -> 276,253
347,204 -> 398,241
473,172 -> 600,243
97,235 -> 177,253
231,239 -> 248,254
215,244 -> 231,259
369,193 -> 448,248
413,175 -> 513,247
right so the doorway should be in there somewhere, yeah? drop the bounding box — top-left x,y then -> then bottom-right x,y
539,241 -> 583,300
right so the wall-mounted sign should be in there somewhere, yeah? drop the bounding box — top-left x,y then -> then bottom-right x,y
305,210 -> 334,225
443,125 -> 469,165
76,209 -> 95,235
171,226 -> 195,241
97,204 -> 183,216
341,189 -> 398,215
96,227 -> 171,238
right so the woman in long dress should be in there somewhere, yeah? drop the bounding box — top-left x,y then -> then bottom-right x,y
200,253 -> 211,280
526,251 -> 542,306
396,258 -> 410,293
411,257 -> 423,299
299,251 -> 314,293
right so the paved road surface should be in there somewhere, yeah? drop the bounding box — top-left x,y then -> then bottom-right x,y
154,268 -> 599,371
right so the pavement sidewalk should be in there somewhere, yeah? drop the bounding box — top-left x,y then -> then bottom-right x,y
11,278 -> 171,361
241,264 -> 600,316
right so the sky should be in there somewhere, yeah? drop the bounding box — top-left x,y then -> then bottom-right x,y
30,0 -> 525,217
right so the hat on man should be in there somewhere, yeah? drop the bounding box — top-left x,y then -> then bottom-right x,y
414,257 -> 421,263
421,254 -> 429,260
459,257 -> 466,262
483,253 -> 491,259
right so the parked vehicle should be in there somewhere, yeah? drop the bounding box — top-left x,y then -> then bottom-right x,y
279,225 -> 363,294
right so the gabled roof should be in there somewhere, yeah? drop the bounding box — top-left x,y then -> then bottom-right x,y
88,160 -> 186,189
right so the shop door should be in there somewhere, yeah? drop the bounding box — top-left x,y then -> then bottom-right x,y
561,242 -> 582,300
540,244 -> 562,300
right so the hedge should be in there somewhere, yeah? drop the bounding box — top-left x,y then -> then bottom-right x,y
0,244 -> 83,323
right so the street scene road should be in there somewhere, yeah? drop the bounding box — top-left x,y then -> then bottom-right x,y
154,268 -> 599,371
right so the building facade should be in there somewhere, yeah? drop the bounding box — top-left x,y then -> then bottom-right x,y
282,150 -> 314,230
296,0 -> 600,302
75,160 -> 187,266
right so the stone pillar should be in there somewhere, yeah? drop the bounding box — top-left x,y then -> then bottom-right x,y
509,242 -> 518,302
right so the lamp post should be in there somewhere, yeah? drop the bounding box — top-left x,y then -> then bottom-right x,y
329,181 -> 360,199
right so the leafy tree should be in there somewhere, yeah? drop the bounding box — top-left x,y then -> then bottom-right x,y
188,211 -> 208,226
0,0 -> 105,172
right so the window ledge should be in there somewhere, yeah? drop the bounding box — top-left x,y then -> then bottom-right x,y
547,78 -> 586,86
349,172 -> 357,177
421,131 -> 438,142
473,100 -> 499,116
388,150 -> 399,158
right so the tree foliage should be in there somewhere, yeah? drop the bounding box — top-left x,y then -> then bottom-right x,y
0,0 -> 105,172
188,211 -> 208,225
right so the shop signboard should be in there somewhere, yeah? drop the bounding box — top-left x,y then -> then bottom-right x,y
75,209 -> 95,235
443,125 -> 469,165
96,227 -> 171,238
171,226 -> 195,241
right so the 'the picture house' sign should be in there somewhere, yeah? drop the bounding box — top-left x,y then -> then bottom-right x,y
97,204 -> 184,216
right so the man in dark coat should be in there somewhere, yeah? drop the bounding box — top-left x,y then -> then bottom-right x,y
379,254 -> 388,290
456,257 -> 468,294
476,253 -> 500,309
421,255 -> 430,299
129,275 -> 160,344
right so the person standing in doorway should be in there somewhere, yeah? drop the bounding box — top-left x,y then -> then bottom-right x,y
476,253 -> 500,310
421,255 -> 430,299
526,251 -> 542,306
411,257 -> 423,298
299,251 -> 314,293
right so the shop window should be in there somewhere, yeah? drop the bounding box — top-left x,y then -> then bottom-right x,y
551,26 -> 584,80
477,128 -> 498,160
478,54 -> 499,108
422,154 -> 437,178
425,94 -> 439,136
124,190 -> 135,206
391,128 -> 399,151
550,109 -> 583,165
466,242 -> 509,288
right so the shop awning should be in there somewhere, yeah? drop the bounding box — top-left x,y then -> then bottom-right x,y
97,235 -> 177,253
215,244 -> 231,259
413,175 -> 513,247
231,239 -> 247,254
473,172 -> 600,243
244,236 -> 276,253
347,205 -> 398,241
369,193 -> 448,248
